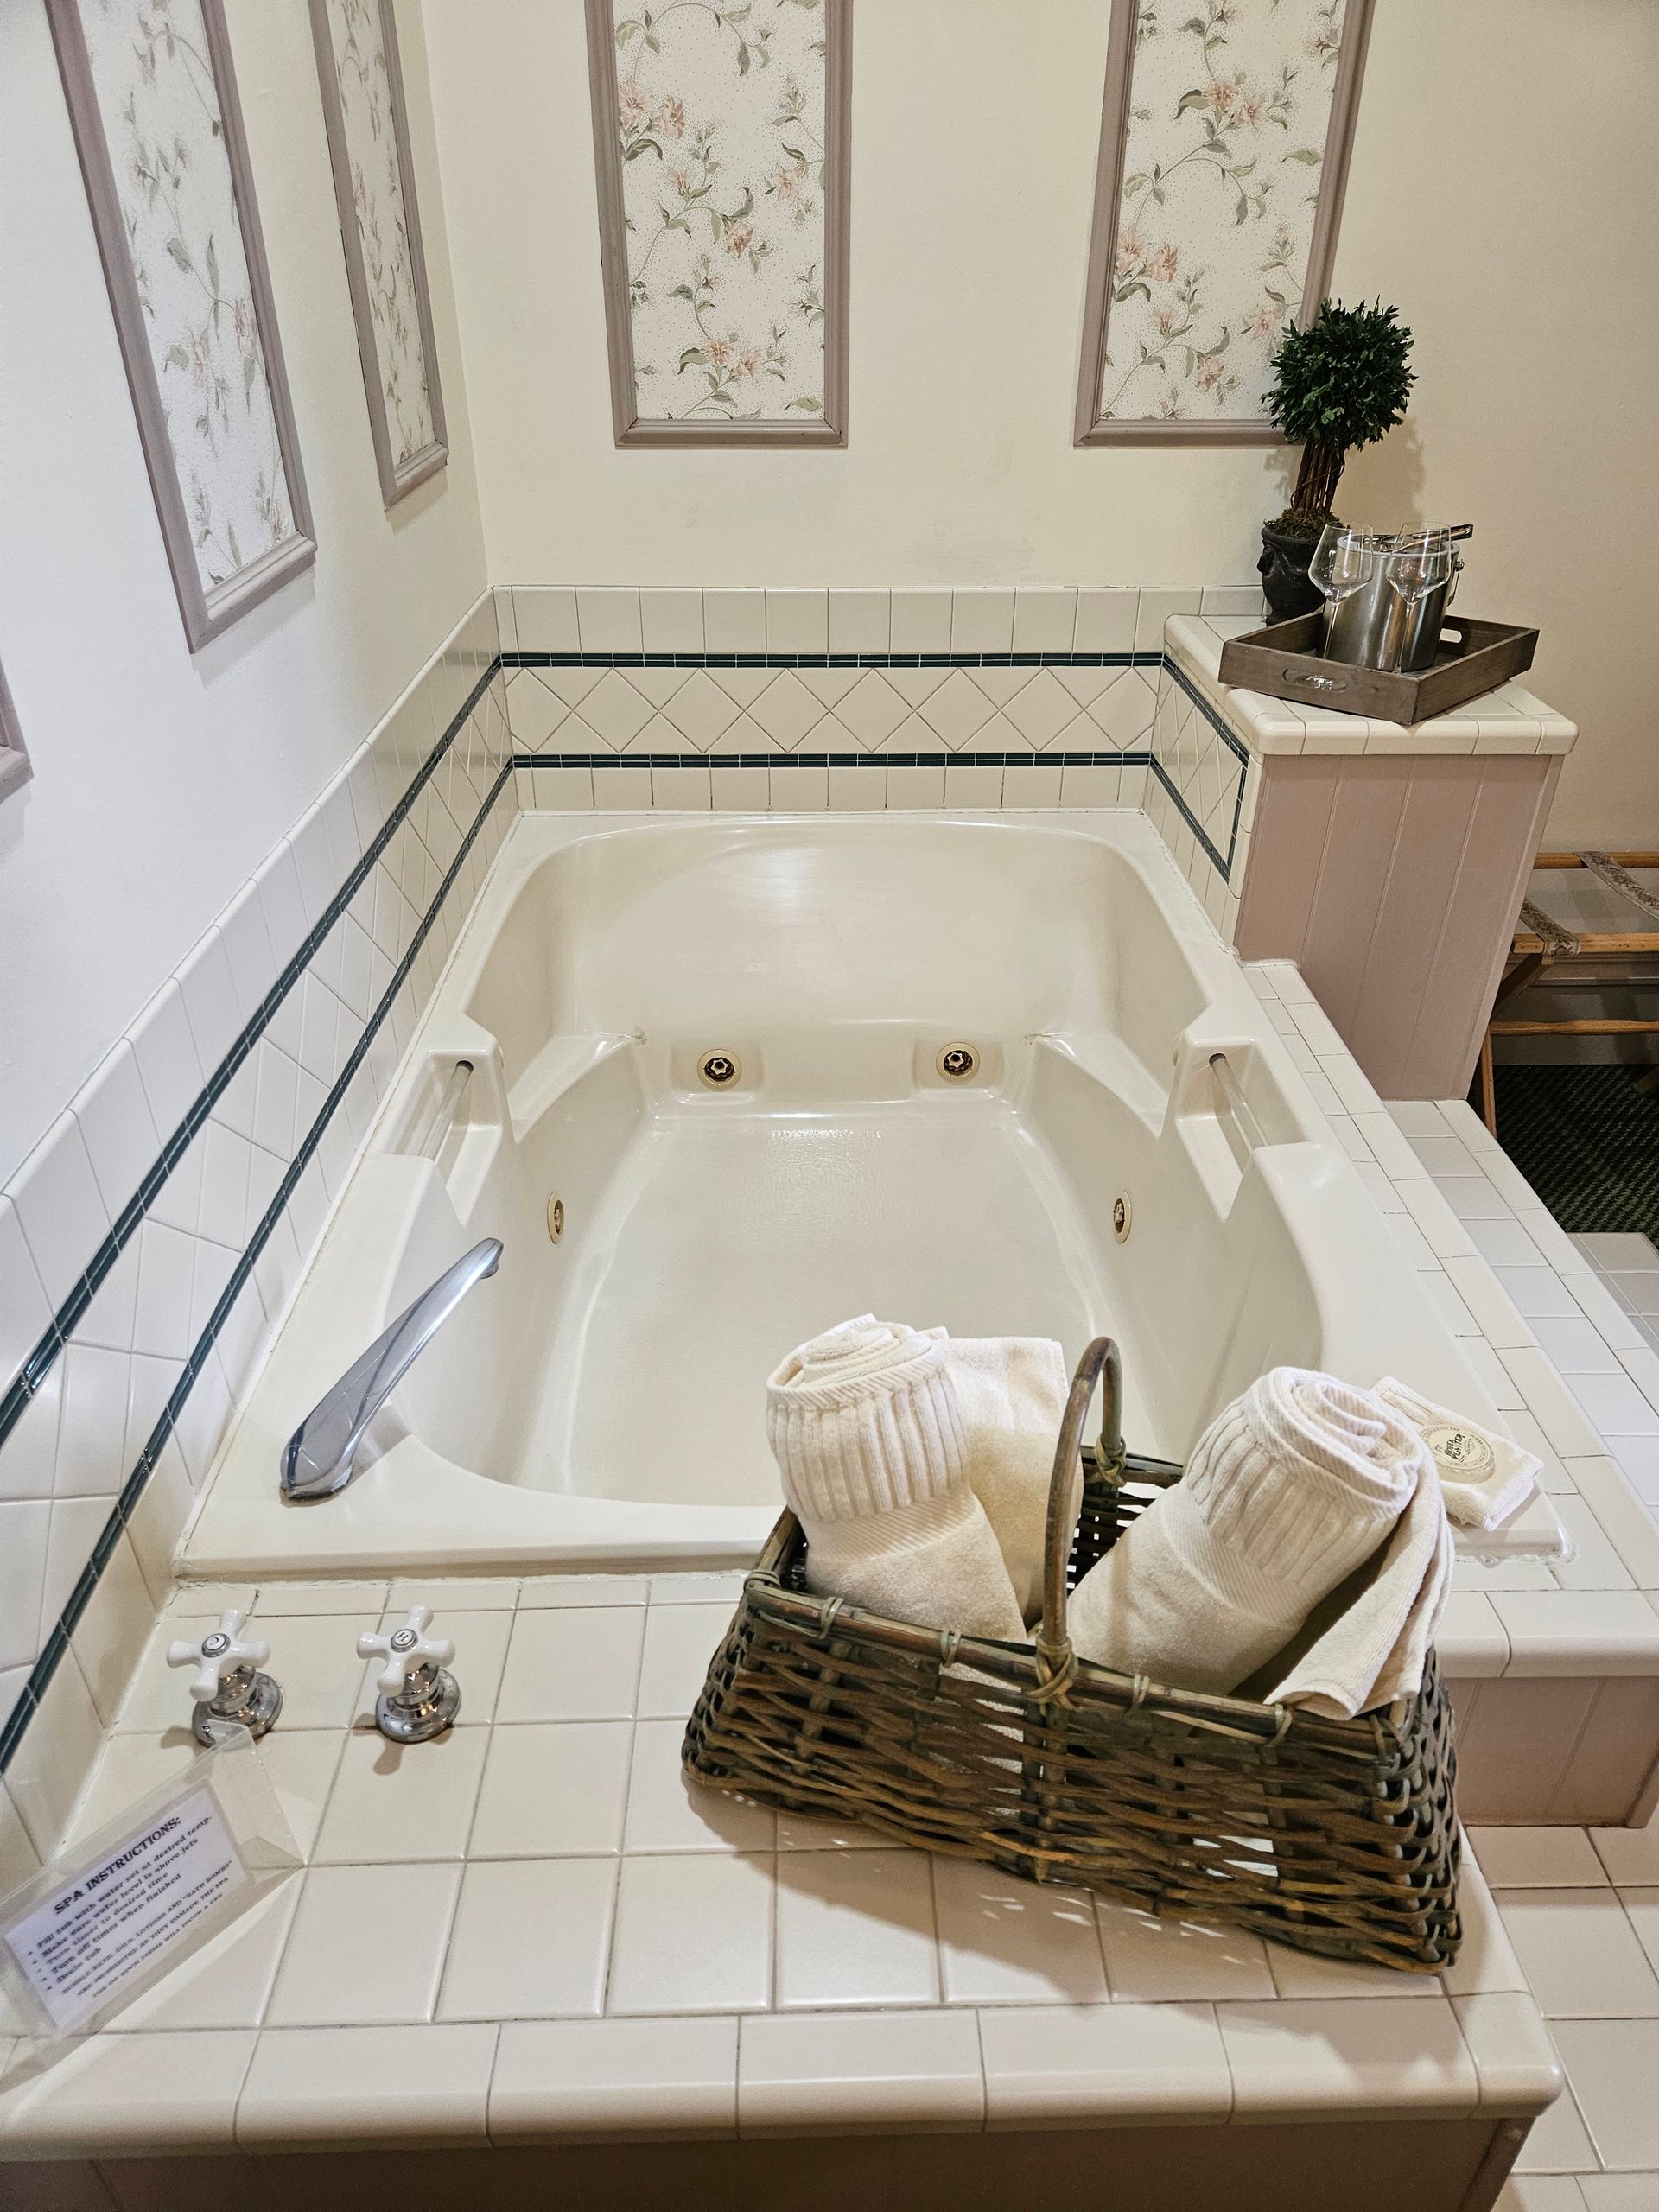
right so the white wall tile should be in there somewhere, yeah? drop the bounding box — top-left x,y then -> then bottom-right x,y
72,1044 -> 160,1223
651,764 -> 712,810
1011,588 -> 1077,653
1072,588 -> 1139,652
887,766 -> 945,809
0,1197 -> 53,1386
1135,589 -> 1204,652
9,1114 -> 111,1308
887,589 -> 952,654
639,588 -> 705,654
175,930 -> 242,1077
67,1530 -> 153,1726
765,588 -> 828,653
512,587 -> 579,653
702,588 -> 767,653
5,1642 -> 103,1859
575,588 -> 643,654
950,589 -> 1014,653
215,881 -> 278,1029
827,588 -> 889,653
825,763 -> 887,809
0,1501 -> 51,1669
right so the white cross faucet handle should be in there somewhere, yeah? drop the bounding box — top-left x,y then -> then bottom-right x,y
358,1605 -> 455,1697
167,1611 -> 270,1707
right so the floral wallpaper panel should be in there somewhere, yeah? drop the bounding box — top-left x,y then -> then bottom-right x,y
79,0 -> 296,591
321,0 -> 437,468
1099,0 -> 1350,423
611,0 -> 830,424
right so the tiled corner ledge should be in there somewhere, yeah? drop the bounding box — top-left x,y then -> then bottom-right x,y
1147,614 -> 1580,949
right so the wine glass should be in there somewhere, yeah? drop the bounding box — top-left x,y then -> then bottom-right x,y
1308,524 -> 1376,651
1384,530 -> 1460,669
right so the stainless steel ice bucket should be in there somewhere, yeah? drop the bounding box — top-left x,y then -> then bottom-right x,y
1325,545 -> 1463,671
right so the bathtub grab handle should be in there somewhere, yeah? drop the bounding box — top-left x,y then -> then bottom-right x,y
1207,1051 -> 1269,1156
279,1237 -> 503,1502
410,1058 -> 474,1162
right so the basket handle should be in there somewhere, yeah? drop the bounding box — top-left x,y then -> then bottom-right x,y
1035,1338 -> 1123,1687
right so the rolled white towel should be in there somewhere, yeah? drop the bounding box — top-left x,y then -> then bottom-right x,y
949,1336 -> 1070,1624
1067,1368 -> 1433,1699
1374,1377 -> 1539,1529
766,1316 -> 1026,1643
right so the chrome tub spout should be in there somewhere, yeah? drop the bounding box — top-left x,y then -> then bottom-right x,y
280,1237 -> 503,1501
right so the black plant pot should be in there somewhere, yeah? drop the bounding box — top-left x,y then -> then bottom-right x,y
1258,519 -> 1324,623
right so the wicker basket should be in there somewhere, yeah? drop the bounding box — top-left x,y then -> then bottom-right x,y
683,1338 -> 1461,1973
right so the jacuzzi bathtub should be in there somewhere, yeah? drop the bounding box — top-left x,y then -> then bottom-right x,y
188,811 -> 1566,1578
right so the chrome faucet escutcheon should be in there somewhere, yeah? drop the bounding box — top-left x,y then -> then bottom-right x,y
359,1606 -> 461,1742
279,1237 -> 503,1501
168,1610 -> 283,1745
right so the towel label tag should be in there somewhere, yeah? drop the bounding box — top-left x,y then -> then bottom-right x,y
0,1785 -> 249,2033
1421,1422 -> 1495,1479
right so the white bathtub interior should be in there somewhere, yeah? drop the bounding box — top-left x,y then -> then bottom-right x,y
188,812 -> 1567,1578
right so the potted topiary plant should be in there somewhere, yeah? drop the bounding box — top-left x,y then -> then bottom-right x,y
1258,298 -> 1416,621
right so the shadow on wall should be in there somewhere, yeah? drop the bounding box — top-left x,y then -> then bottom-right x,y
1343,419 -> 1430,533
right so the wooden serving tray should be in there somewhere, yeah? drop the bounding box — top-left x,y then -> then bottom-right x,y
1217,613 -> 1538,724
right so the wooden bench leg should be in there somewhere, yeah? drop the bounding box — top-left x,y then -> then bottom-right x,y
1478,1031 -> 1497,1137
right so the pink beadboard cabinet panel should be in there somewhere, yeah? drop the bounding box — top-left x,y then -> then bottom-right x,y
1235,753 -> 1560,1100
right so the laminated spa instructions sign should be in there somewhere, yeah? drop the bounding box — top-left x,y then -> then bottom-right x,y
0,1726 -> 300,2045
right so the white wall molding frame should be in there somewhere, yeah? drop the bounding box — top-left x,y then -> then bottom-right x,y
1074,0 -> 1375,447
309,0 -> 449,507
48,0 -> 317,649
583,0 -> 851,447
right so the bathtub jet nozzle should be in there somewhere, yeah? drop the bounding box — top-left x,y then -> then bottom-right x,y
279,1237 -> 503,1501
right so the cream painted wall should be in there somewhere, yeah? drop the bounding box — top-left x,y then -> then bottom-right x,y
426,0 -> 1658,847
0,0 -> 487,1186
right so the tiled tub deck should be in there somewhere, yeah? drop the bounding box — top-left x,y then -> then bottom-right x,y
0,1571 -> 1563,2209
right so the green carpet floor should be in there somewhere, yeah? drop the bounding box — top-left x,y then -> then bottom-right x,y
1493,1064 -> 1659,1239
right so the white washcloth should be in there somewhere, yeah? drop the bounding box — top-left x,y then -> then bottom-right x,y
1266,1459 -> 1454,1718
1374,1377 -> 1539,1529
766,1317 -> 1025,1642
1066,1369 -> 1435,1701
949,1336 -> 1070,1624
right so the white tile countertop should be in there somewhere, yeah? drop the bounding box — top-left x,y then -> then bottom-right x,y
0,1571 -> 1559,2160
1166,615 -> 1579,760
